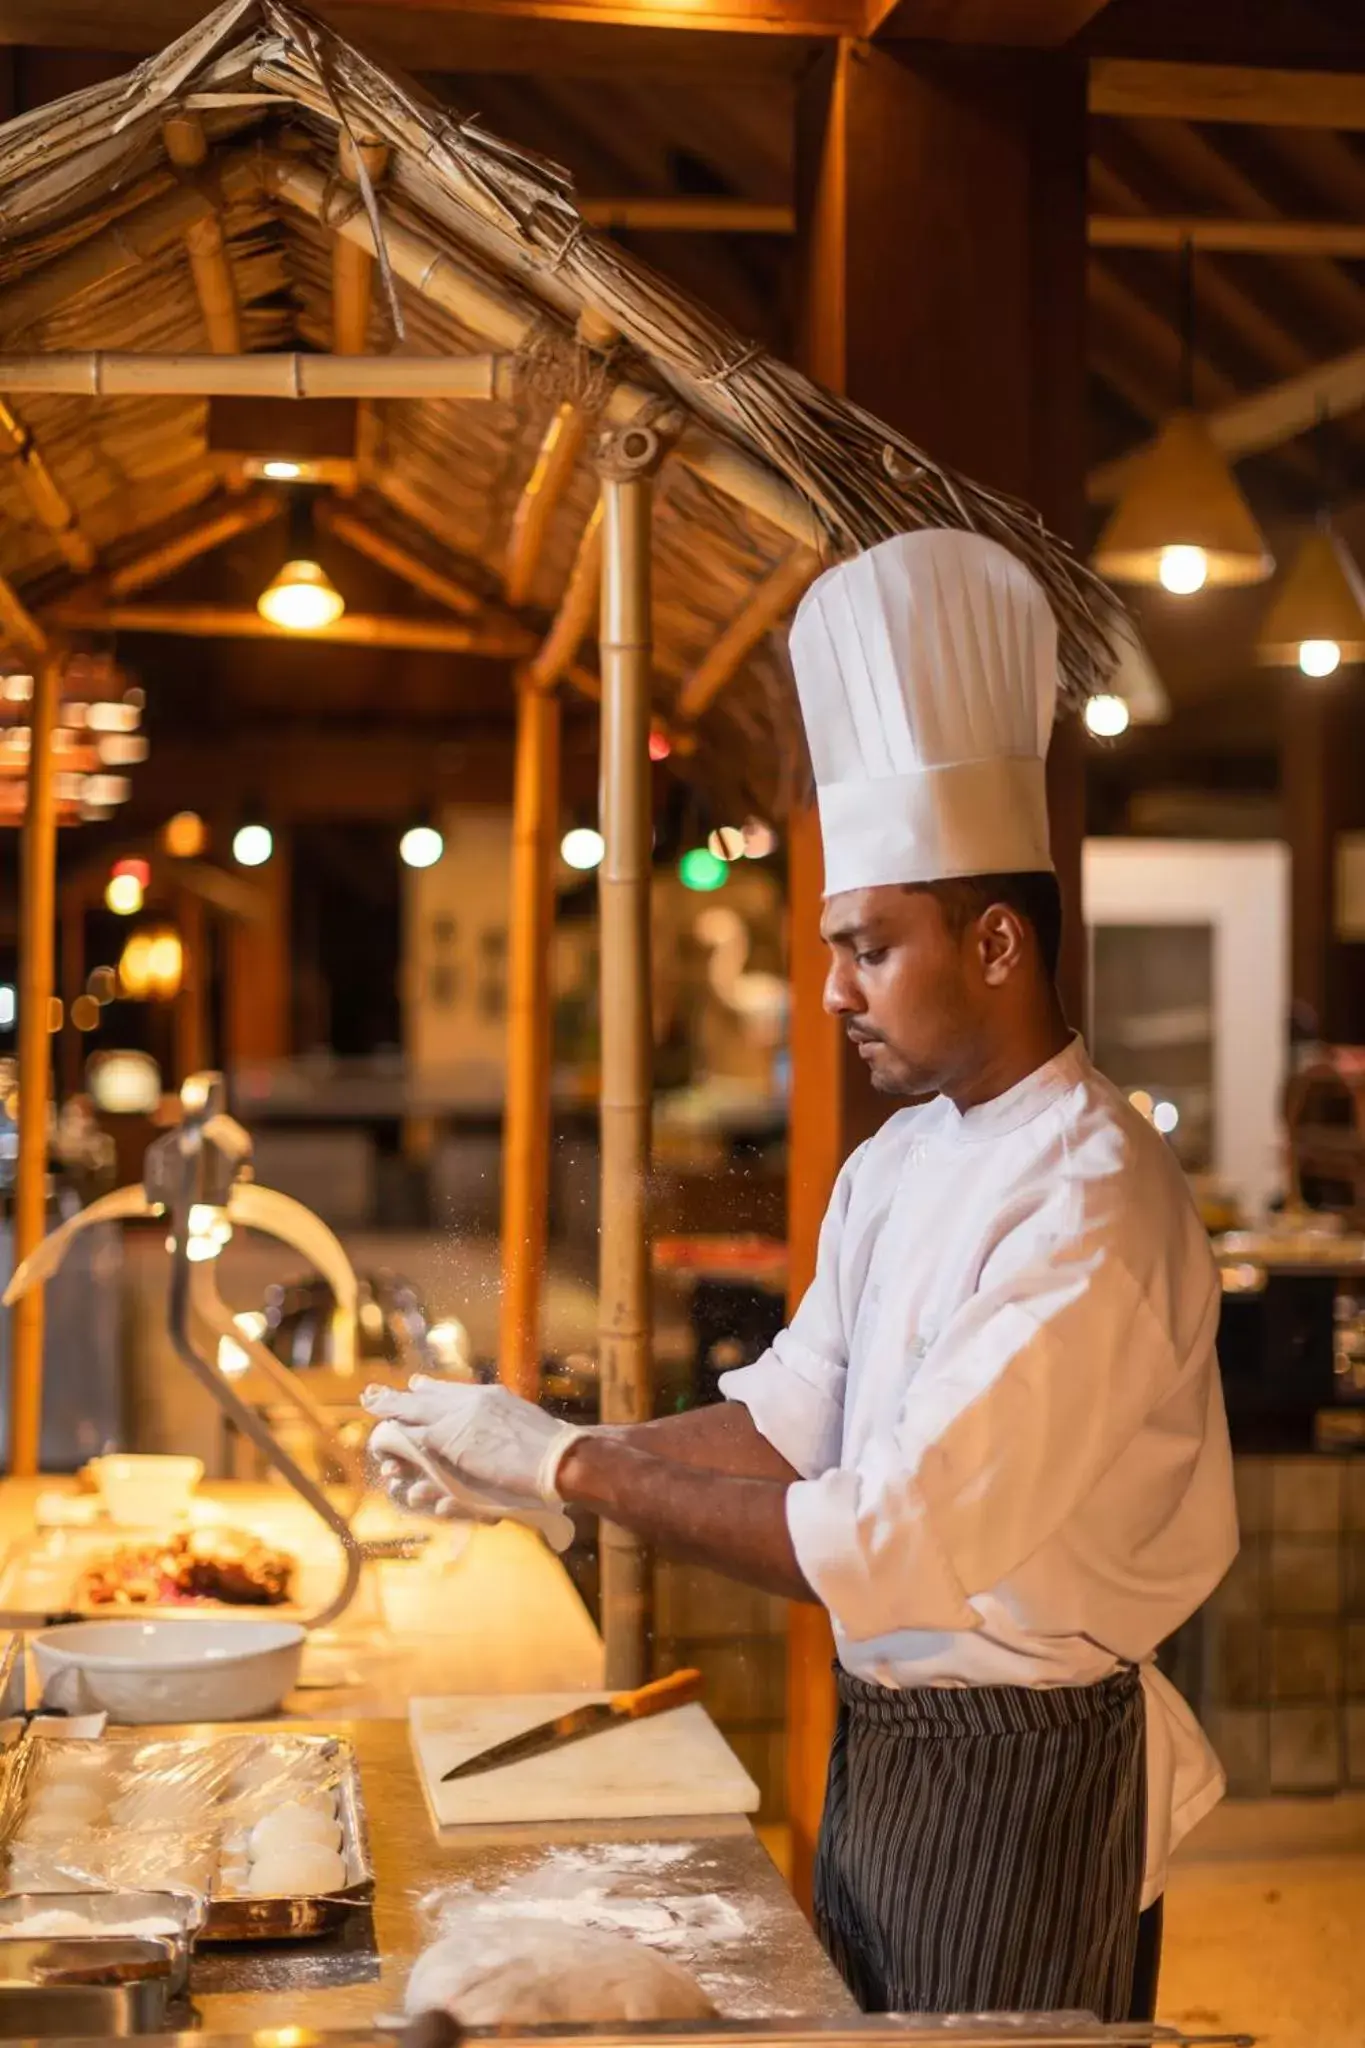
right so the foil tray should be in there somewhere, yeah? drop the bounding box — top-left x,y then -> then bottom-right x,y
0,1730 -> 374,1947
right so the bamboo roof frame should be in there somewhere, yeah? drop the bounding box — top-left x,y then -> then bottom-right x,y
0,0 -> 1126,817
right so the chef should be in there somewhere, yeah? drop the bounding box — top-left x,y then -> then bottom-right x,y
365,529 -> 1238,2024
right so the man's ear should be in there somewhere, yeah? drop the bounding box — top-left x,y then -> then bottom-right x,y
976,903 -> 1028,986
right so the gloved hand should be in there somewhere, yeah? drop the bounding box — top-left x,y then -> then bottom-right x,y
362,1378 -> 587,1543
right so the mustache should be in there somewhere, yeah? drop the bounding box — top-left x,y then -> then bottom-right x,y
846,1027 -> 884,1046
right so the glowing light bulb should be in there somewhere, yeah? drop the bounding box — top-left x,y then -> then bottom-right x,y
1158,544 -> 1208,596
741,818 -> 777,860
400,825 -> 444,869
679,847 -> 728,893
1083,693 -> 1131,739
105,872 -> 144,916
648,730 -> 671,762
707,825 -> 746,862
1152,1100 -> 1180,1135
1128,1090 -> 1154,1119
257,559 -> 345,631
561,827 -> 605,871
1298,638 -> 1342,679
262,460 -> 302,481
233,823 -> 273,868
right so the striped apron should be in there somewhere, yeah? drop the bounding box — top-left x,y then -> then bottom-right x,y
814,1665 -> 1146,2020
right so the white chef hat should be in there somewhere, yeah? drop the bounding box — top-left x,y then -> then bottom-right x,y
790,529 -> 1059,896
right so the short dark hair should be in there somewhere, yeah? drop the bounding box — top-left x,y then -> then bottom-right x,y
918,872 -> 1063,984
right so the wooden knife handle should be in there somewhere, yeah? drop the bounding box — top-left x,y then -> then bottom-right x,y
610,1667 -> 703,1719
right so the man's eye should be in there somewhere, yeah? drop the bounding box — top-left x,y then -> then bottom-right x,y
856,948 -> 887,968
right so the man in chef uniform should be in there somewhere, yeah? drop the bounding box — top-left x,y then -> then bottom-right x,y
365,529 -> 1238,2023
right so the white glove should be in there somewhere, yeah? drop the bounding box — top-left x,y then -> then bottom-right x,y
363,1379 -> 586,1544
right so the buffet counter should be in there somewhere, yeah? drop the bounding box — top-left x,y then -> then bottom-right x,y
186,1719 -> 853,2030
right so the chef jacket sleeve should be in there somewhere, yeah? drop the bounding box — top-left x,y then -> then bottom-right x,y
717,1143 -> 865,1480
786,1210 -> 1209,1640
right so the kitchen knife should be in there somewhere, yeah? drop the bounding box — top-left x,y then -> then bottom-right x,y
439,1667 -> 703,1782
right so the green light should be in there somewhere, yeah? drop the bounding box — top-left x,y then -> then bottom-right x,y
679,847 -> 728,893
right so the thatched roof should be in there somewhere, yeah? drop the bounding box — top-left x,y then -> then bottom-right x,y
0,0 -> 1123,820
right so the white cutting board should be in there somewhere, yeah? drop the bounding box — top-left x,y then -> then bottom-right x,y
409,1693 -> 760,1828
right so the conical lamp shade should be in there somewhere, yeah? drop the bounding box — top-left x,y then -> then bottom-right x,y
1093,409 -> 1273,588
1256,527 -> 1365,668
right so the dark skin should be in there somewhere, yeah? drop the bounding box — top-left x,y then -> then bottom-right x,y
555,881 -> 1071,1601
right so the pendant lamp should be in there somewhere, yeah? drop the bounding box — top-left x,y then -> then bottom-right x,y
257,488 -> 344,631
1256,523 -> 1365,678
1093,244 -> 1272,593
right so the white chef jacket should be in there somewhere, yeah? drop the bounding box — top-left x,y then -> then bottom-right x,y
720,1035 -> 1238,1907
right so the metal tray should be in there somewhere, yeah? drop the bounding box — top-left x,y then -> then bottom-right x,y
0,1894 -> 198,1994
0,1934 -> 175,2034
0,1730 -> 374,1947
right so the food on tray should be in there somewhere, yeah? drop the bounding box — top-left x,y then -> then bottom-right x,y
76,1528 -> 295,1609
245,1843 -> 347,1896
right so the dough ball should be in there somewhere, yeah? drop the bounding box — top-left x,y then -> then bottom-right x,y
245,1844 -> 347,1897
404,1918 -> 716,2026
249,1806 -> 340,1860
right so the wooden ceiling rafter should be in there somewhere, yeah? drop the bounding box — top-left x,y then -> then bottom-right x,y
40,597 -> 537,659
315,497 -> 485,617
504,400 -> 594,607
675,544 -> 820,723
1089,60 -> 1365,132
1090,217 -> 1365,260
101,491 -> 282,600
333,129 -> 390,356
0,396 -> 95,574
161,110 -> 243,355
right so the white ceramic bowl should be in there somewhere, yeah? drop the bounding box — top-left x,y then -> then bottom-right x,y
88,1455 -> 204,1529
31,1619 -> 306,1724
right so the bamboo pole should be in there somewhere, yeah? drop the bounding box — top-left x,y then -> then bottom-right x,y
10,660 -> 60,1478
314,501 -> 481,616
505,403 -> 592,607
163,112 -> 242,355
264,153 -> 827,553
60,896 -> 84,1102
105,495 -> 280,599
41,600 -> 535,658
498,675 -> 562,1401
676,545 -> 820,723
333,134 -> 390,356
0,354 -> 506,401
174,887 -> 208,1087
3,154 -> 265,337
0,400 -> 95,574
596,424 -> 659,1690
0,568 -> 48,662
1089,213 -> 1365,258
527,505 -> 603,690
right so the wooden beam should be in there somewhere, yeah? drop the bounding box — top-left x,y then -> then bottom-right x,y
314,501 -> 482,616
1089,346 -> 1365,502
0,565 -> 48,660
174,886 -> 209,1087
41,600 -> 536,658
0,399 -> 95,573
505,403 -> 593,607
10,658 -> 59,1477
579,197 -> 795,231
676,546 -> 820,723
1089,59 -> 1365,132
104,495 -> 281,599
333,133 -> 390,356
224,838 -> 290,1069
526,505 -> 604,690
498,676 -> 562,1401
3,152 -> 265,338
870,0 -> 1111,42
0,353 -> 506,400
162,111 -> 242,355
1089,215 -> 1365,259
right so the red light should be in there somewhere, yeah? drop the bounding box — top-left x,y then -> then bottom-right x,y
112,857 -> 150,889
648,729 -> 671,762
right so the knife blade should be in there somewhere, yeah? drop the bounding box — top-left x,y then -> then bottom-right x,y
440,1667 -> 703,1782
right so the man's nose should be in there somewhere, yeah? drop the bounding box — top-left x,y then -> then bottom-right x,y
823,958 -> 861,1018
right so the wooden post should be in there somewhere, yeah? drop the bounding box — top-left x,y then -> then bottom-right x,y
498,677 -> 562,1400
224,847 -> 290,1074
596,424 -> 661,1690
174,887 -> 209,1087
10,659 -> 60,1477
60,896 -> 85,1102
1283,675 -> 1365,1043
787,37 -> 1091,1907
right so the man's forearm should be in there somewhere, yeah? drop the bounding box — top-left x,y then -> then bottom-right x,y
557,1432 -> 817,1603
606,1400 -> 797,1479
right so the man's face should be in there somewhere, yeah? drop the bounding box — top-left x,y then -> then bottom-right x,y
820,884 -> 982,1098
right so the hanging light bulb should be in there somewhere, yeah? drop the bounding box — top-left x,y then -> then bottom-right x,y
1157,545 -> 1209,596
233,822 -> 273,868
561,826 -> 605,871
1256,524 -> 1365,680
400,823 -> 444,869
1083,693 -> 1131,739
257,559 -> 345,631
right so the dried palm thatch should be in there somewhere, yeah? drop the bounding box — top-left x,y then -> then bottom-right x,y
0,0 -> 1124,820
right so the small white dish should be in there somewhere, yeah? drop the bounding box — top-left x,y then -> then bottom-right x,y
88,1456 -> 203,1529
31,1619 -> 306,1724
